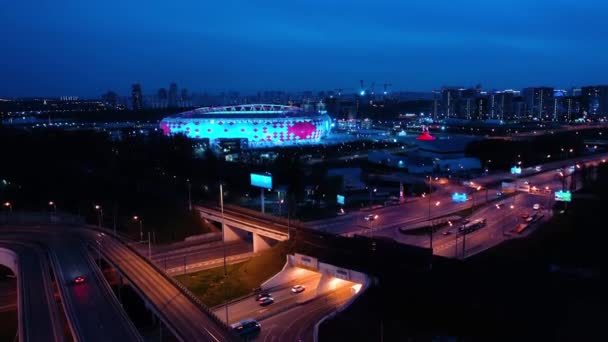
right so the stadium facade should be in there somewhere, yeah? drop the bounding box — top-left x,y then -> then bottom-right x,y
160,104 -> 332,148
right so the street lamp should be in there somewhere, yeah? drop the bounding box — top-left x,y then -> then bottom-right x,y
48,201 -> 57,212
94,205 -> 103,227
133,215 -> 143,242
4,202 -> 12,212
219,183 -> 229,325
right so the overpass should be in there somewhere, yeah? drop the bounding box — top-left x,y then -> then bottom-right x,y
0,223 -> 237,342
195,204 -> 290,252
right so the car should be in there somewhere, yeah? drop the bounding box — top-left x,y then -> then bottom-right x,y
521,213 -> 529,219
337,208 -> 346,216
259,297 -> 274,306
291,285 -> 306,293
231,319 -> 261,336
533,203 -> 540,210
364,214 -> 378,221
442,230 -> 452,236
73,276 -> 86,285
496,192 -> 503,197
255,293 -> 272,301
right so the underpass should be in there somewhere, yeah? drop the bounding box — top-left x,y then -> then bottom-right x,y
213,253 -> 369,341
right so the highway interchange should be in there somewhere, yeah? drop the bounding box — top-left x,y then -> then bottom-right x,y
0,152 -> 605,341
0,226 -> 235,342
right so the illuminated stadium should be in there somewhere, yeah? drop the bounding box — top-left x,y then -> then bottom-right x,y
160,104 -> 332,148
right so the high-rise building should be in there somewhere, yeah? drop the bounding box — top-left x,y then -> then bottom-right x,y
492,90 -> 517,120
101,90 -> 118,108
474,95 -> 489,120
441,87 -> 463,118
131,83 -> 143,111
180,88 -> 189,107
581,85 -> 608,117
561,96 -> 581,122
522,87 -> 554,120
157,88 -> 168,108
168,82 -> 178,108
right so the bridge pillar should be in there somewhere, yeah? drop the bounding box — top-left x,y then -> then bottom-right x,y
316,273 -> 335,296
223,224 -> 243,242
253,233 -> 275,253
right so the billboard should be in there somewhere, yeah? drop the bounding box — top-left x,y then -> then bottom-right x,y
337,194 -> 345,205
452,193 -> 468,203
250,173 -> 273,189
555,190 -> 572,202
511,166 -> 522,175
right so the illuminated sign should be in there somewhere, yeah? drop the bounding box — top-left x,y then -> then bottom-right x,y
452,193 -> 468,203
555,190 -> 572,202
511,166 -> 522,175
250,173 -> 272,189
337,194 -> 345,205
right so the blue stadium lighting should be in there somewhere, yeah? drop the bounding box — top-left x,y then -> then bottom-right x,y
160,104 -> 332,148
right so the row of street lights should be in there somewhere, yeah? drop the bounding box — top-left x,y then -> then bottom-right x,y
3,201 -> 58,212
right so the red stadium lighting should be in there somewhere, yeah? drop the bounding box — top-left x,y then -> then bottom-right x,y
416,125 -> 435,141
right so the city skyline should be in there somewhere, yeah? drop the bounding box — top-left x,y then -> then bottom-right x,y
2,0 -> 608,97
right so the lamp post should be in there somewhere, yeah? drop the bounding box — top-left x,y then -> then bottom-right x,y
94,205 -> 103,227
96,232 -> 105,267
48,201 -> 57,212
4,202 -> 12,213
133,216 -> 143,242
220,183 -> 229,325
427,176 -> 432,249
368,187 -> 377,208
187,180 -> 192,212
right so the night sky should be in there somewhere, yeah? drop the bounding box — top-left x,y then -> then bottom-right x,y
2,0 -> 607,97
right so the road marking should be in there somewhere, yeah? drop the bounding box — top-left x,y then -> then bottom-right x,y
202,327 -> 220,342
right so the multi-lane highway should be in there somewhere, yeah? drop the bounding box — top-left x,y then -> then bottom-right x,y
256,285 -> 354,342
213,271 -> 322,325
0,226 -> 236,342
296,152 -> 606,261
0,240 -> 65,342
50,237 -> 143,341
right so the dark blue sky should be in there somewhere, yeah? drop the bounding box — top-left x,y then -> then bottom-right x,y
2,0 -> 607,97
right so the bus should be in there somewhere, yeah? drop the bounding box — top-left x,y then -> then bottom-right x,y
459,218 -> 487,234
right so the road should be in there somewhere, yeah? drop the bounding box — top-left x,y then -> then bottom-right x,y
81,228 -> 236,341
0,226 -> 236,342
213,272 -> 322,325
313,154 -> 607,258
0,279 -> 16,311
256,286 -> 354,342
0,230 -> 142,342
0,240 -> 65,342
50,236 -> 143,341
151,240 -> 252,272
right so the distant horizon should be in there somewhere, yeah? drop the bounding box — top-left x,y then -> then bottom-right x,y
3,83 -> 608,100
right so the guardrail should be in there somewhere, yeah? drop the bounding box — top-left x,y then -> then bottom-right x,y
81,242 -> 143,342
49,250 -> 84,342
89,226 -> 238,340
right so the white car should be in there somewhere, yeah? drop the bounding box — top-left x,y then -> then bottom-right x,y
364,214 -> 378,221
291,285 -> 306,293
533,203 -> 540,210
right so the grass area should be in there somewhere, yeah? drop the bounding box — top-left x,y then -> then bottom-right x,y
175,241 -> 291,307
0,310 -> 17,342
